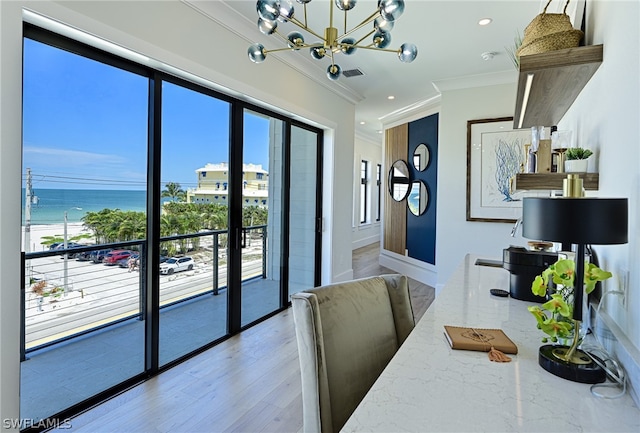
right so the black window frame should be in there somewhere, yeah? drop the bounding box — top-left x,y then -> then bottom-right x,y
360,160 -> 368,224
21,21 -> 324,428
376,163 -> 382,222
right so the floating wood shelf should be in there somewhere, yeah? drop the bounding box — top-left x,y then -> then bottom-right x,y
512,173 -> 599,191
513,45 -> 603,129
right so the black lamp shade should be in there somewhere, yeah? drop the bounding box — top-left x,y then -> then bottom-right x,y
523,197 -> 628,245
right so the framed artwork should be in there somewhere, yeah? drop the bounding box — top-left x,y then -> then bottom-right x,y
466,117 -> 531,223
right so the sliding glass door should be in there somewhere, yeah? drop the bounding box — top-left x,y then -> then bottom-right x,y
21,34 -> 149,422
158,80 -> 230,366
240,109 -> 283,326
288,125 -> 321,297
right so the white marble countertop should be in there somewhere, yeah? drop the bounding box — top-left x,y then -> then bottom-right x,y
342,254 -> 640,432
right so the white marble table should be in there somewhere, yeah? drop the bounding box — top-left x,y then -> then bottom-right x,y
342,254 -> 640,432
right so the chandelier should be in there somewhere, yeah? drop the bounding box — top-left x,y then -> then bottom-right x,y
247,0 -> 418,80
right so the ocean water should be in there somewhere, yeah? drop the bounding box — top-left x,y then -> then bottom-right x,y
22,189 -> 147,225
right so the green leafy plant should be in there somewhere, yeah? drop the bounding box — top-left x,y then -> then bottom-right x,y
565,147 -> 593,160
527,258 -> 612,342
505,30 -> 523,70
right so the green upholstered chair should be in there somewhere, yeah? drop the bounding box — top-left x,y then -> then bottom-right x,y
291,274 -> 415,433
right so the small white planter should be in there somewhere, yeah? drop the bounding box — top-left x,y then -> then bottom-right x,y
564,159 -> 588,173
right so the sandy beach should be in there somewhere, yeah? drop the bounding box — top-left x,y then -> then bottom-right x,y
22,223 -> 94,252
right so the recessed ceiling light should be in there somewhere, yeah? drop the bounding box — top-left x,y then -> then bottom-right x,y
377,130 -> 383,134
360,121 -> 366,125
387,95 -> 395,100
478,18 -> 493,26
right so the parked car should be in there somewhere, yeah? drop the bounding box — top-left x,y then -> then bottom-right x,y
75,250 -> 94,261
53,242 -> 84,251
90,249 -> 113,264
103,250 -> 132,265
118,253 -> 139,268
159,256 -> 194,275
54,242 -> 86,259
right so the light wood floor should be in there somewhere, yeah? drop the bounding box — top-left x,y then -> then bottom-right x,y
58,243 -> 435,433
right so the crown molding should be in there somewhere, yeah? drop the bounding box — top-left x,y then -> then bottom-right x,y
432,70 -> 518,93
380,93 -> 441,126
355,130 -> 382,146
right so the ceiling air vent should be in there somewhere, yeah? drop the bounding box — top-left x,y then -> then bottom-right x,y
342,68 -> 365,78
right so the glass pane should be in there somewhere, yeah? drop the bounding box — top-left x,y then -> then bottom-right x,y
21,38 -> 147,421
360,160 -> 367,223
241,110 -> 282,326
288,125 -> 318,297
376,164 -> 382,221
159,81 -> 230,366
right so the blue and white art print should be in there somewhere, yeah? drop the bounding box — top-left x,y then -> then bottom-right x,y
467,118 -> 531,222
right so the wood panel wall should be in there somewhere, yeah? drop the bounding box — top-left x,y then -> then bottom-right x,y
383,124 -> 408,255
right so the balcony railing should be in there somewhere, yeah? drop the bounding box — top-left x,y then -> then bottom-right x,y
21,225 -> 267,359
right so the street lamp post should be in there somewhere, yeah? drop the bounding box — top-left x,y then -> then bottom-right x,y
63,207 -> 82,293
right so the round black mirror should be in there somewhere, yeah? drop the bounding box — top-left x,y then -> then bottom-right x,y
388,160 -> 410,201
413,143 -> 430,171
407,180 -> 429,216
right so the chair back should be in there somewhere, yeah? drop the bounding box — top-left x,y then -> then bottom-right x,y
291,274 -> 414,433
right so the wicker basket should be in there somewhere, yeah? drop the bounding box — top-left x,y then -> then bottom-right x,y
516,0 -> 583,57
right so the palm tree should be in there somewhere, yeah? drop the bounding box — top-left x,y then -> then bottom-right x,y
201,204 -> 227,230
161,182 -> 186,203
160,213 -> 182,256
117,211 -> 146,241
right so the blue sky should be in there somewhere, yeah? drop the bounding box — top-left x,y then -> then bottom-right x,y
22,38 -> 270,191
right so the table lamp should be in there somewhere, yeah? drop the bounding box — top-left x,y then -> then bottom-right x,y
522,178 -> 628,383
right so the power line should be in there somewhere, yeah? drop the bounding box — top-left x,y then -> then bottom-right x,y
22,173 -> 198,188
28,174 -> 146,186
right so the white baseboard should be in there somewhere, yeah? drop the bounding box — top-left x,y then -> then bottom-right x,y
379,250 -> 437,288
332,268 -> 354,284
352,234 -> 380,250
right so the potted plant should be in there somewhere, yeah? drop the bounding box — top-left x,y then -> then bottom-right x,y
564,147 -> 593,172
527,258 -> 612,343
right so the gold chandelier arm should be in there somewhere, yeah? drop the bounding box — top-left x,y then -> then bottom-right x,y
303,3 -> 308,28
273,30 -> 292,45
349,45 -> 400,54
262,46 -> 302,54
288,17 -> 325,41
343,10 -> 347,34
353,28 -> 376,46
329,0 -> 335,30
263,43 -> 323,55
338,10 -> 380,40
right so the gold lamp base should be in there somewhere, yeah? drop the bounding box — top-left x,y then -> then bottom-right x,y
539,345 -> 606,383
551,346 -> 592,365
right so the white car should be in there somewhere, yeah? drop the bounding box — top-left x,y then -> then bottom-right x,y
159,256 -> 194,275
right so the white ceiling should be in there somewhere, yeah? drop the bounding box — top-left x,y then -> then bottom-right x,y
192,1 -> 557,139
